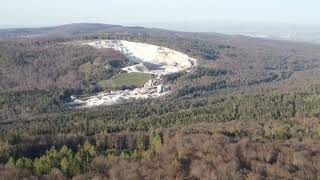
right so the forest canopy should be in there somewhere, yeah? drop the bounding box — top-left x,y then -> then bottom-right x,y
1,24 -> 320,179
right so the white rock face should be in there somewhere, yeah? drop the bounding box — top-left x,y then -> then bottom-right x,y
68,40 -> 197,108
85,40 -> 197,75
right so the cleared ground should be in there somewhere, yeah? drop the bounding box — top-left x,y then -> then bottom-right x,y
98,72 -> 150,89
86,40 -> 197,75
68,40 -> 197,107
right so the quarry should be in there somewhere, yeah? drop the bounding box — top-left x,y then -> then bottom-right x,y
67,40 -> 197,107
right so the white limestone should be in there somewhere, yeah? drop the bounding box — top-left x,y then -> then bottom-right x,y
68,40 -> 197,107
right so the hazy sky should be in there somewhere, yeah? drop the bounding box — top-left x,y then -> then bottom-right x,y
1,0 -> 320,28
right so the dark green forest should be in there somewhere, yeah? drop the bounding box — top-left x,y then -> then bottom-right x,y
1,24 -> 320,179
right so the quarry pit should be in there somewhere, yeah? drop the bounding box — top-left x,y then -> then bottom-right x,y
68,40 -> 197,107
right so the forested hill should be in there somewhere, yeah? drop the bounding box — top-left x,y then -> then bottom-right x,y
0,23 -> 174,38
0,23 -> 121,37
1,24 -> 320,179
0,23 -> 231,41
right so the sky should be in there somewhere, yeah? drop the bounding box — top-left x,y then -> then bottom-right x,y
0,0 -> 320,30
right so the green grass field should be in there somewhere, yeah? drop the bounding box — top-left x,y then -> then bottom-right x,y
98,72 -> 150,89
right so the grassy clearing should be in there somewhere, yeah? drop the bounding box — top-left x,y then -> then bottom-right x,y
98,72 -> 150,89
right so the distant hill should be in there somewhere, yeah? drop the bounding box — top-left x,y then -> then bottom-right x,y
0,23 -> 218,39
0,23 -> 125,37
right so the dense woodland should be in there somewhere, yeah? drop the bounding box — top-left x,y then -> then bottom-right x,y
1,24 -> 320,179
